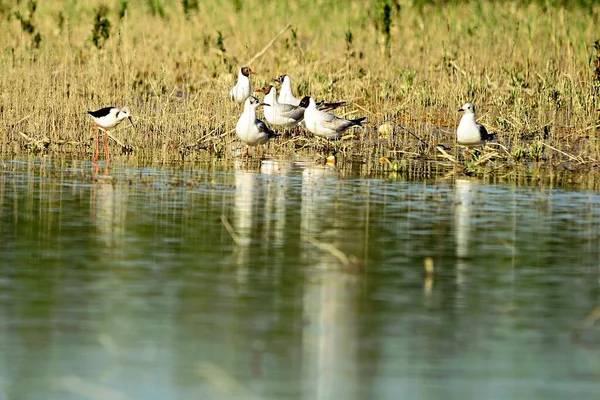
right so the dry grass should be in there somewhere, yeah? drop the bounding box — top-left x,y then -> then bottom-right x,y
0,0 -> 598,170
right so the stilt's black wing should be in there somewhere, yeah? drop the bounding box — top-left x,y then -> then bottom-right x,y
87,107 -> 115,118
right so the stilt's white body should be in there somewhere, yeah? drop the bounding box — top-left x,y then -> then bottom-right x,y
87,106 -> 134,162
89,107 -> 131,129
457,103 -> 489,147
236,97 -> 274,146
302,97 -> 365,140
229,68 -> 253,103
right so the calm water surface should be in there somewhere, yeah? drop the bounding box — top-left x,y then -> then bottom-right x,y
1,157 -> 600,399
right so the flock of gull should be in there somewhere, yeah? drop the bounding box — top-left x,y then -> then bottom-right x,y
229,66 -> 366,154
86,66 -> 491,161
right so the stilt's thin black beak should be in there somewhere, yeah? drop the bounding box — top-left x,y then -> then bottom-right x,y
128,117 -> 136,129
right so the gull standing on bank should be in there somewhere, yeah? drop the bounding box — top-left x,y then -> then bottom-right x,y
236,96 -> 275,156
456,103 -> 491,146
87,106 -> 135,162
255,85 -> 305,127
229,67 -> 256,103
299,96 -> 366,140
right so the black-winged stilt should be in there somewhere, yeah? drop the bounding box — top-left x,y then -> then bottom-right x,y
87,106 -> 135,162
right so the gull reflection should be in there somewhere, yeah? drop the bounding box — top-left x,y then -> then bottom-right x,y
231,159 -> 292,286
300,165 -> 339,240
454,178 -> 472,286
232,162 -> 259,286
299,164 -> 360,400
260,160 -> 292,250
454,179 -> 472,258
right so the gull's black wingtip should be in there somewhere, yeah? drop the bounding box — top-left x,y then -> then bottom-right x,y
353,117 -> 367,126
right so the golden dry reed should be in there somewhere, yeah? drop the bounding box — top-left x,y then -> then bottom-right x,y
0,0 -> 598,168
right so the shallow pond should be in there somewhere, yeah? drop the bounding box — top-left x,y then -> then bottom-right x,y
1,157 -> 600,399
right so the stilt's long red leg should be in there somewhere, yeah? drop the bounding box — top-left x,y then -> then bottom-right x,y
93,124 -> 100,162
103,130 -> 110,162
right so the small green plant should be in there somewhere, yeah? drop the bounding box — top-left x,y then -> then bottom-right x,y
462,149 -> 489,175
14,1 -> 36,34
231,0 -> 242,13
373,0 -> 400,57
14,0 -> 42,49
496,116 -> 511,131
181,0 -> 198,17
91,5 -> 111,49
216,30 -> 226,53
32,31 -> 42,48
509,68 -> 529,89
397,69 -> 416,97
148,0 -> 166,19
55,11 -> 65,33
117,0 -> 129,21
511,142 -> 544,162
0,1 -> 11,19
529,141 -> 544,161
345,30 -> 355,59
213,142 -> 224,158
284,28 -> 298,51
511,145 -> 527,161
464,157 -> 476,173
390,158 -> 407,172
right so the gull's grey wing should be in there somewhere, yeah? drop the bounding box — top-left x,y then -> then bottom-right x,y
321,116 -> 365,132
278,103 -> 299,113
317,110 -> 337,124
279,105 -> 305,121
320,117 -> 354,132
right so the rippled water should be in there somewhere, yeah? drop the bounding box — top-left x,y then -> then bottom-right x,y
1,157 -> 600,399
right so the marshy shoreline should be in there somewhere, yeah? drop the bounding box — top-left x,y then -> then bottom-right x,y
0,0 -> 599,180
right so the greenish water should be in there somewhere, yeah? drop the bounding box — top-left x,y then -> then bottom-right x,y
1,157 -> 600,400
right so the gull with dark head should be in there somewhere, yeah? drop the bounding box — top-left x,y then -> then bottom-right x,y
87,106 -> 135,162
299,96 -> 366,140
457,103 -> 491,147
229,66 -> 256,103
236,96 -> 276,156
